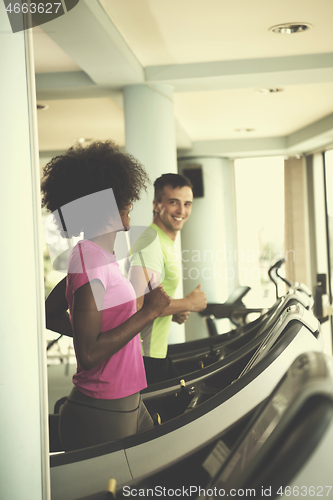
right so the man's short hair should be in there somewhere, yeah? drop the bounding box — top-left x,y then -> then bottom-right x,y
154,173 -> 193,202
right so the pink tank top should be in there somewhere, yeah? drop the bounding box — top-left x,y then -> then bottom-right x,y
66,240 -> 147,399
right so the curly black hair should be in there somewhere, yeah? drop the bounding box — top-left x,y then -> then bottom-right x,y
41,140 -> 150,238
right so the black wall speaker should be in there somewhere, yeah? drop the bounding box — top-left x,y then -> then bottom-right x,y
183,166 -> 204,198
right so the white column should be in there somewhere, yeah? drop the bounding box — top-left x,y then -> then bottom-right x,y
179,157 -> 238,341
123,84 -> 177,226
123,84 -> 184,343
0,7 -> 49,500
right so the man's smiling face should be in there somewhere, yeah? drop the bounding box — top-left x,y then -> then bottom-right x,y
153,185 -> 193,239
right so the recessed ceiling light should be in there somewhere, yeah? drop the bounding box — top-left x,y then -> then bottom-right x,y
255,88 -> 284,94
37,103 -> 49,110
78,138 -> 93,144
269,23 -> 312,35
284,155 -> 302,160
235,128 -> 255,133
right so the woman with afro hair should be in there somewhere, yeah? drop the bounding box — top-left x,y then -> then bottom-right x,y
42,140 -> 171,451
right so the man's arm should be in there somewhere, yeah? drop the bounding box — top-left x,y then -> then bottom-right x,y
45,277 -> 73,337
172,311 -> 190,324
128,266 -> 207,316
160,284 -> 207,316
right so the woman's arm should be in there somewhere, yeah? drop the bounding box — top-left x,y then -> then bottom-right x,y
45,277 -> 73,337
72,279 -> 171,371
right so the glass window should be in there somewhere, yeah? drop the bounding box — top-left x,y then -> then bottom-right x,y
234,156 -> 285,308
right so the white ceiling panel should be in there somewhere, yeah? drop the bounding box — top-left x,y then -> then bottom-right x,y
173,82 -> 333,140
99,0 -> 333,66
37,97 -> 125,151
33,0 -> 333,156
33,27 -> 82,73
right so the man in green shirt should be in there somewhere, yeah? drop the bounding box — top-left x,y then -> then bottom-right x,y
129,173 -> 207,385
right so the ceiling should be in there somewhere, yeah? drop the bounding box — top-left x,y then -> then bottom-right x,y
34,0 -> 333,158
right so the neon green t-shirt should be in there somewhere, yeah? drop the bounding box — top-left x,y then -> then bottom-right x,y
129,223 -> 180,358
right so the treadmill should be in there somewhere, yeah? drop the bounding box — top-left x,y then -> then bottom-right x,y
167,258 -> 313,369
168,286 -> 313,375
50,303 -> 322,500
100,351 -> 333,500
142,293 -> 319,413
49,290 -> 315,426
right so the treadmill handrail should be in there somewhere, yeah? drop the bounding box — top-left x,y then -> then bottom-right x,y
238,304 -> 320,377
